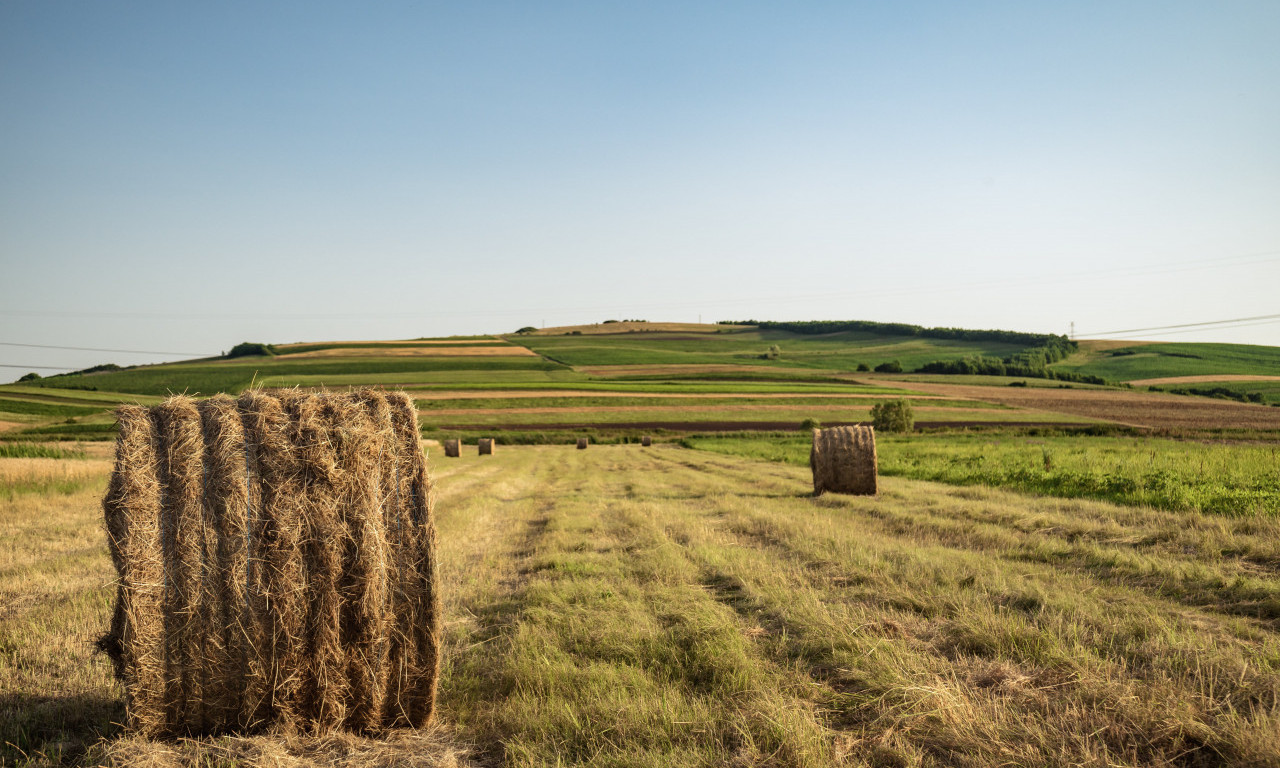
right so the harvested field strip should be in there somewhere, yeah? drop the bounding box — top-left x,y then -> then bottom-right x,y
883,379 -> 1280,430
0,457 -> 111,498
275,338 -> 504,353
415,395 -> 982,410
435,447 -> 1280,765
411,389 -> 935,400
1130,375 -> 1280,386
7,446 -> 1280,765
425,406 -> 1100,427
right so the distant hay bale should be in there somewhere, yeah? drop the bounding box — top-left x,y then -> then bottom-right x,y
442,439 -> 460,458
810,426 -> 877,496
641,436 -> 652,447
576,437 -> 589,450
477,438 -> 494,456
100,389 -> 439,738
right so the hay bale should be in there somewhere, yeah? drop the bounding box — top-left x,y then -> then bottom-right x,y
442,439 -> 460,458
477,438 -> 494,456
576,437 -> 589,450
641,436 -> 652,447
810,426 -> 877,496
100,389 -> 439,737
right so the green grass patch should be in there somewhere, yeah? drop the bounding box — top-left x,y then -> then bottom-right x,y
0,397 -> 107,419
33,357 -> 570,396
515,328 -> 1029,371
1055,342 -> 1280,381
0,442 -> 87,459
1149,380 -> 1280,406
686,432 -> 1280,516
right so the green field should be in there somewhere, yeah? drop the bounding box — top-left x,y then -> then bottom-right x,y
7,445 -> 1280,766
1053,342 -> 1280,382
686,433 -> 1280,517
1148,380 -> 1280,406
513,328 -> 1028,371
23,357 -> 568,398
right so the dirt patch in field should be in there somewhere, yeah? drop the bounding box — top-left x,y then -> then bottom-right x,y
279,345 -> 538,358
0,420 -> 24,432
1129,375 -> 1280,387
881,379 -> 1280,431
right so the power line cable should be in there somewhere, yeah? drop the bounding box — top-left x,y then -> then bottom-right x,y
0,341 -> 214,356
1085,313 -> 1280,337
0,363 -> 79,370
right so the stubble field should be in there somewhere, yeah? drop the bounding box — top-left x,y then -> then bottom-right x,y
5,444 -> 1280,767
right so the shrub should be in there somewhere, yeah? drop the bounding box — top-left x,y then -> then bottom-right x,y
225,342 -> 277,358
871,399 -> 914,432
17,372 -> 40,382
761,344 -> 782,360
856,363 -> 870,372
800,417 -> 822,430
515,326 -> 537,334
874,360 -> 903,373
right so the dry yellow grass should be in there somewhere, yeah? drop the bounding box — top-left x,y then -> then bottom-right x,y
1129,374 -> 1280,386
274,340 -> 503,350
1,457 -> 113,489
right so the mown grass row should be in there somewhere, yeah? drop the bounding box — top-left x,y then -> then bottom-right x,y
6,446 -> 1280,766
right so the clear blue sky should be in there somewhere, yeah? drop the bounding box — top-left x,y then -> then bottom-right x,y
2,1 -> 1278,373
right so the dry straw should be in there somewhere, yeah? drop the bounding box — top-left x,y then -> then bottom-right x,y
576,437 -> 589,450
477,438 -> 494,456
641,436 -> 652,447
810,426 -> 877,496
442,439 -> 460,458
100,389 -> 439,737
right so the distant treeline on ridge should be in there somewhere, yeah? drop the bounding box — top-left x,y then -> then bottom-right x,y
723,319 -> 1068,348
724,319 -> 1099,384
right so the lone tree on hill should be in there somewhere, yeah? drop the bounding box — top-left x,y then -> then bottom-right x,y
871,399 -> 914,433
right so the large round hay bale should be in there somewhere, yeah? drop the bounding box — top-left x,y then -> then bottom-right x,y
442,439 -> 460,458
99,389 -> 439,737
810,426 -> 877,496
641,436 -> 652,447
477,438 -> 494,455
576,437 -> 589,450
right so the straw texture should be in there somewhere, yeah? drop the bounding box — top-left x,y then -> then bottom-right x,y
576,437 -> 589,450
809,426 -> 877,496
442,439 -> 460,458
476,438 -> 494,456
100,389 -> 438,737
